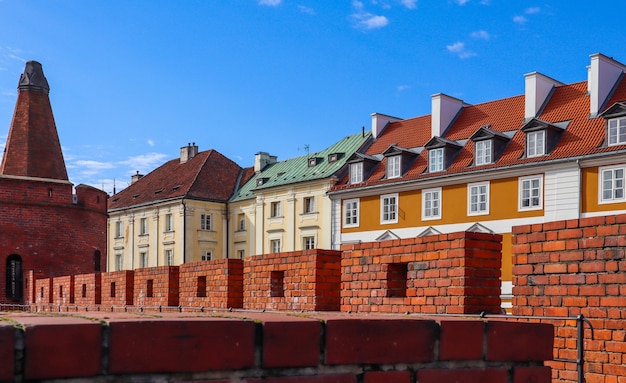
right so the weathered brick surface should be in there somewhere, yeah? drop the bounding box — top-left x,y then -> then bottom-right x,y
439,320 -> 484,360
74,273 -> 102,306
244,249 -> 342,311
0,322 -> 14,383
52,275 -> 74,306
340,232 -> 502,314
363,371 -> 411,383
101,270 -> 134,307
512,214 -> 626,383
418,368 -> 508,383
179,259 -> 243,309
262,318 -> 321,368
133,266 -> 179,307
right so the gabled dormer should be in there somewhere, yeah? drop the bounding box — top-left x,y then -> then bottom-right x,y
347,152 -> 380,184
424,137 -> 462,173
382,145 -> 420,179
520,118 -> 566,158
469,124 -> 511,166
600,102 -> 626,146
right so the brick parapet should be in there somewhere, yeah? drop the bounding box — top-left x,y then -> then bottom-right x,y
512,214 -> 626,383
340,232 -> 502,314
179,259 -> 244,309
101,271 -> 134,307
0,312 -> 553,383
133,266 -> 180,307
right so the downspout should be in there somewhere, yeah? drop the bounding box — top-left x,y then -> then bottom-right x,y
225,202 -> 230,259
182,199 -> 187,264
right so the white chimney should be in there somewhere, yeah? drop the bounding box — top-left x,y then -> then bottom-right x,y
131,171 -> 143,184
589,53 -> 626,117
371,113 -> 402,139
431,93 -> 464,137
524,72 -> 563,120
180,142 -> 199,164
254,152 -> 277,173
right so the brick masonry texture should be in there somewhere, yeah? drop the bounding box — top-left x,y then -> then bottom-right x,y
512,213 -> 626,383
340,231 -> 502,314
0,311 -> 553,382
179,259 -> 243,309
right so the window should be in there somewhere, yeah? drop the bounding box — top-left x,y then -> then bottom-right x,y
387,155 -> 401,178
140,252 -> 148,268
270,201 -> 281,218
197,276 -> 207,297
165,249 -> 174,266
600,165 -> 625,203
201,251 -> 212,261
387,263 -> 408,298
146,279 -> 154,298
475,140 -> 492,166
303,236 -> 315,250
200,214 -> 212,231
344,199 -> 359,228
5,254 -> 23,302
429,148 -> 444,172
380,193 -> 398,224
422,188 -> 442,220
303,197 -> 315,214
165,214 -> 173,232
519,175 -> 543,210
608,117 -> 626,146
526,130 -> 545,157
237,249 -> 245,259
270,271 -> 285,297
350,162 -> 363,183
468,182 -> 489,215
270,239 -> 281,253
139,218 -> 148,235
114,221 -> 123,238
237,214 -> 246,231
115,254 -> 123,271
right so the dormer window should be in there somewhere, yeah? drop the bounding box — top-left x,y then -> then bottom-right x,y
475,140 -> 492,166
350,162 -> 363,183
428,148 -> 444,172
470,125 -> 511,166
308,157 -> 321,167
526,130 -> 545,157
608,117 -> 626,146
387,155 -> 401,178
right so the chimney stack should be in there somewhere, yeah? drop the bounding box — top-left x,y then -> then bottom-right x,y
431,93 -> 465,137
254,152 -> 277,173
131,171 -> 143,184
370,113 -> 402,139
524,72 -> 563,120
180,142 -> 199,164
588,53 -> 626,117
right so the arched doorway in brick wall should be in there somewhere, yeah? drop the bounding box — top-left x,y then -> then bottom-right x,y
6,254 -> 23,303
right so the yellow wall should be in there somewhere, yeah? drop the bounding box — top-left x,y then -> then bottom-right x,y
581,166 -> 626,213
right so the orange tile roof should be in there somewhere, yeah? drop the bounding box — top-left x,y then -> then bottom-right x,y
108,149 -> 243,210
330,78 -> 626,193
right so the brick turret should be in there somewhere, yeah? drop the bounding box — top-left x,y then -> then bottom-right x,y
0,61 -> 68,181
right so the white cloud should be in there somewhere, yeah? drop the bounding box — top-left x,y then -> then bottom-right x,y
297,5 -> 315,15
259,0 -> 281,6
74,160 -> 116,170
525,7 -> 540,14
352,0 -> 364,9
351,0 -> 389,30
471,30 -> 490,40
397,84 -> 410,92
147,139 -> 155,147
455,0 -> 470,5
513,15 -> 527,24
401,0 -> 417,9
118,152 -> 169,174
446,41 -> 476,59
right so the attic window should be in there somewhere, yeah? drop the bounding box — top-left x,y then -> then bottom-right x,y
520,119 -> 566,158
155,189 -> 163,194
132,194 -> 139,199
328,153 -> 338,163
172,185 -> 181,191
257,178 -> 269,186
112,198 -> 119,202
424,137 -> 462,173
277,172 -> 285,177
308,157 -> 321,167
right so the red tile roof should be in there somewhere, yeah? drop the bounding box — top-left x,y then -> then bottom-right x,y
108,150 -> 243,210
330,78 -> 626,193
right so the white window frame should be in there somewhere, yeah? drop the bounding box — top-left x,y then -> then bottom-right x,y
608,117 -> 626,146
139,218 -> 148,235
518,175 -> 543,211
343,198 -> 360,228
350,162 -> 363,184
599,165 -> 626,204
422,187 -> 442,220
467,181 -> 490,216
237,249 -> 245,259
429,148 -> 444,172
303,196 -> 315,214
165,213 -> 173,232
165,249 -> 174,266
115,254 -> 123,271
270,201 -> 281,218
270,239 -> 281,253
201,251 -> 212,261
200,214 -> 212,231
303,236 -> 315,250
526,130 -> 545,158
387,155 -> 401,179
115,221 -> 123,238
380,193 -> 398,224
238,214 -> 246,231
140,252 -> 148,268
475,140 -> 492,166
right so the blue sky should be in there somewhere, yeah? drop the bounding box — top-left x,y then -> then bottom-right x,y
1,1 -> 625,194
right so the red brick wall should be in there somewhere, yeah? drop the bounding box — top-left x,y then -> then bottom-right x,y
243,249 -> 342,311
179,259 -> 243,309
74,273 -> 102,306
101,271 -> 134,307
512,214 -> 626,383
34,278 -> 52,305
0,312 -> 553,382
0,177 -> 107,304
133,266 -> 179,307
341,232 -> 502,314
52,275 -> 74,306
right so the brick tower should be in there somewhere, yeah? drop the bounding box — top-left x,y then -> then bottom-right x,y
0,61 -> 108,305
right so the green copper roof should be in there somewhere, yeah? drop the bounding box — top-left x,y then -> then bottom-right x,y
230,131 -> 372,202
